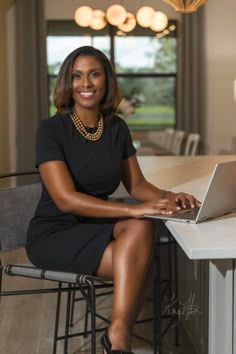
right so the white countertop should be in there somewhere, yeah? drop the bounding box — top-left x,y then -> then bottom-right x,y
111,155 -> 236,260
166,213 -> 236,259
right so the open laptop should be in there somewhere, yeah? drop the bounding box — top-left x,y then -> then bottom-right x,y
145,160 -> 236,224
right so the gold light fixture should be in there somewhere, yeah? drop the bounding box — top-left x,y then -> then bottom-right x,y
106,4 -> 127,26
74,4 -> 170,34
162,0 -> 207,13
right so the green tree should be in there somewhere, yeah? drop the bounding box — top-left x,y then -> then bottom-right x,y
152,37 -> 177,73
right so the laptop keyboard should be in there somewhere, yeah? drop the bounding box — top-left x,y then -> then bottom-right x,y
168,207 -> 199,220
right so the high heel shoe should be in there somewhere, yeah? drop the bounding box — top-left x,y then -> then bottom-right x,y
101,330 -> 135,354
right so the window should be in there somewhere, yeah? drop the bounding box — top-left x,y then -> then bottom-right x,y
47,20 -> 177,130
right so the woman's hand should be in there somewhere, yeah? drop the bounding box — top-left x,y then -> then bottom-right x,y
130,198 -> 182,218
129,191 -> 201,219
162,191 -> 201,209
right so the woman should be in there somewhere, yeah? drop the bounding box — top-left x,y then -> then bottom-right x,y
26,46 -> 200,354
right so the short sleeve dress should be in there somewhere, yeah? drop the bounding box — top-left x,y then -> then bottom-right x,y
26,112 -> 136,274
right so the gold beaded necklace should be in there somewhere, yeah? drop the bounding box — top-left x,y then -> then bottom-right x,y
70,107 -> 104,141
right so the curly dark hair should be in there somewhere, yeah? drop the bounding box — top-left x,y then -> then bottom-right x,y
53,46 -> 122,117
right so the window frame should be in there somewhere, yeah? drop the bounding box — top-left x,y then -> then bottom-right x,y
47,20 -> 178,131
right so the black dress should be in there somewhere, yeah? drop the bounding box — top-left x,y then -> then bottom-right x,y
26,113 -> 136,274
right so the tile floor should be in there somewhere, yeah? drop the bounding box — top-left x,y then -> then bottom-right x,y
0,248 -> 197,354
58,290 -> 197,354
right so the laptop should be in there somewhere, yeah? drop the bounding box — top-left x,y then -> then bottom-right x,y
145,160 -> 236,224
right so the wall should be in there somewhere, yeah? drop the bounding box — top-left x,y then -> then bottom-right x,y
0,0 -> 13,174
203,0 -> 236,154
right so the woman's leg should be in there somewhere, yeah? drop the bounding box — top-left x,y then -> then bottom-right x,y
96,218 -> 155,351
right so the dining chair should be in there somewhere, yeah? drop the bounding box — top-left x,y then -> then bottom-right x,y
146,129 -> 175,156
165,129 -> 175,149
160,128 -> 175,152
0,171 -> 113,354
170,130 -> 186,155
184,133 -> 200,156
136,146 -> 156,155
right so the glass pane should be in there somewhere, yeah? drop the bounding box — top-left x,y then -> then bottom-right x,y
117,77 -> 176,130
46,21 -> 177,128
47,36 -> 110,75
114,36 -> 177,74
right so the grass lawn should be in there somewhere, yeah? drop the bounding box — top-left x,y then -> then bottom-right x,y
126,105 -> 175,130
136,105 -> 174,114
49,104 -> 175,130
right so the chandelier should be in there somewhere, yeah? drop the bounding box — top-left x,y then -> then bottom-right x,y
162,0 -> 207,13
74,4 -> 169,33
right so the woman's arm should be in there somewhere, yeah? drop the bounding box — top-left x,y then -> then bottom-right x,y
121,155 -> 164,201
39,160 -> 182,219
39,161 -> 133,218
122,155 -> 201,209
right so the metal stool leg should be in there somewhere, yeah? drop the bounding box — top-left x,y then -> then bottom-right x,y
87,281 -> 97,354
53,282 -> 62,354
83,301 -> 90,337
69,285 -> 76,327
63,286 -> 72,354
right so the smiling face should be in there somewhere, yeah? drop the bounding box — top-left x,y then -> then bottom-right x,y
71,55 -> 106,113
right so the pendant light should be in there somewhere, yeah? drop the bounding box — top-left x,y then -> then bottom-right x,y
162,0 -> 207,13
73,4 -> 172,35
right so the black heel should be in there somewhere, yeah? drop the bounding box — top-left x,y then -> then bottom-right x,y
100,330 -> 135,354
101,330 -> 111,354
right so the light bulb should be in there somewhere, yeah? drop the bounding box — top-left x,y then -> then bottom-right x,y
90,10 -> 106,30
74,6 -> 93,27
150,11 -> 168,32
136,6 -> 155,28
118,12 -> 136,32
106,4 -> 127,26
